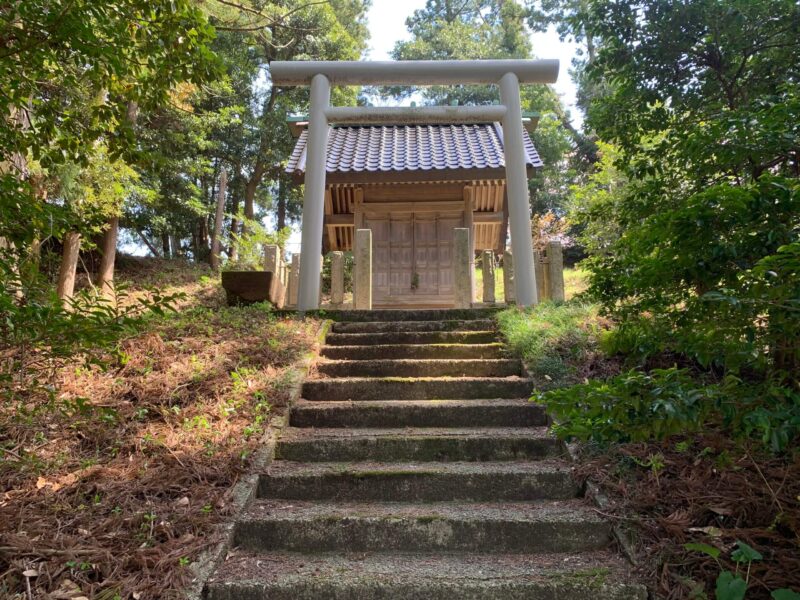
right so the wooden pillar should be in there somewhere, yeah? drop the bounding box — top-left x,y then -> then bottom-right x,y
453,228 -> 472,309
482,249 -> 495,304
463,186 -> 475,302
547,240 -> 565,302
502,250 -> 515,304
353,229 -> 372,310
330,251 -> 345,307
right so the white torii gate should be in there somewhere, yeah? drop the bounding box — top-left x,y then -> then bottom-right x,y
269,59 -> 560,311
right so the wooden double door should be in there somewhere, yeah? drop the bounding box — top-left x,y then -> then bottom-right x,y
364,208 -> 465,307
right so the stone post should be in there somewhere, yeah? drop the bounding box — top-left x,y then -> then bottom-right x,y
330,251 -> 345,307
547,240 -> 565,302
453,228 -> 472,309
534,250 -> 546,302
288,253 -> 300,307
353,229 -> 372,310
502,250 -> 515,304
264,244 -> 280,273
481,249 -> 495,304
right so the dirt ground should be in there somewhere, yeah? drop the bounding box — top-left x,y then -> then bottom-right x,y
579,434 -> 800,599
1,257 -> 319,599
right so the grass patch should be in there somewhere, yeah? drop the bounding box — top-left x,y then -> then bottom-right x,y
474,266 -> 587,303
496,300 -> 619,389
0,258 -> 318,599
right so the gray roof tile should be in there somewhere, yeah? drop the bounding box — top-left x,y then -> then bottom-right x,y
286,122 -> 543,175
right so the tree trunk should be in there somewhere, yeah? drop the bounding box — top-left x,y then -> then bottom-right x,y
229,162 -> 241,261
170,234 -> 181,258
56,231 -> 81,302
277,176 -> 287,231
210,169 -> 228,271
161,232 -> 171,258
96,216 -> 118,295
137,230 -> 161,257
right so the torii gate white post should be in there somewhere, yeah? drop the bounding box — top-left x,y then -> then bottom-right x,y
499,72 -> 538,306
297,73 -> 331,311
270,60 -> 558,310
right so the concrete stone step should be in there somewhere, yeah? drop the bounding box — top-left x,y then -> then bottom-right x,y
325,330 -> 499,346
258,460 -> 580,502
233,499 -> 612,554
321,343 -> 507,360
312,308 -> 501,322
332,319 -> 497,333
276,427 -> 563,462
205,551 -> 648,600
302,376 -> 531,401
316,358 -> 522,378
290,399 -> 548,428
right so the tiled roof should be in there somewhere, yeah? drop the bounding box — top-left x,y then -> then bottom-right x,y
286,122 -> 543,175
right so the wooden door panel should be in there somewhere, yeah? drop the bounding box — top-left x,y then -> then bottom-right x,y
437,215 -> 461,295
390,217 -> 413,295
365,216 -> 390,300
364,207 -> 464,305
413,216 -> 439,295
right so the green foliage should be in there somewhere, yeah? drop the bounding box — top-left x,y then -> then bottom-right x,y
321,251 -> 354,295
537,367 -> 800,452
682,538 -> 798,600
536,368 -> 719,443
562,0 -> 800,453
585,175 -> 799,379
224,221 -> 290,271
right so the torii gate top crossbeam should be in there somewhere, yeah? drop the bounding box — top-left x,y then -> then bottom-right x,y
269,59 -> 559,86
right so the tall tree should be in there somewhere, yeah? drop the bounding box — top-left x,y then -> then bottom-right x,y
574,0 -> 800,381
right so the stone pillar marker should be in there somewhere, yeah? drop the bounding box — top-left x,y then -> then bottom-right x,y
330,251 -> 345,307
547,240 -> 565,302
533,250 -> 546,302
453,228 -> 472,309
288,253 -> 300,307
482,250 -> 495,304
353,229 -> 372,310
503,250 -> 515,304
264,244 -> 287,308
264,245 -> 280,273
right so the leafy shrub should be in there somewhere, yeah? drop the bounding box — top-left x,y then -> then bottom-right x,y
224,219 -> 290,271
536,368 -> 800,452
585,176 -> 799,379
536,368 -> 718,443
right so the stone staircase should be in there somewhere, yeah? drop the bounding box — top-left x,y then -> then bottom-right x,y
204,309 -> 646,599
